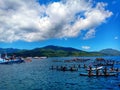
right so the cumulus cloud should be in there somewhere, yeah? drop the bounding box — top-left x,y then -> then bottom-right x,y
0,0 -> 112,42
82,46 -> 91,50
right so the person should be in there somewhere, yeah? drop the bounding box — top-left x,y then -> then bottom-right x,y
103,67 -> 108,76
51,65 -> 54,70
110,66 -> 114,71
70,67 -> 73,71
73,64 -> 75,68
12,54 -> 15,60
63,66 -> 67,71
10,56 -> 13,60
56,66 -> 59,70
113,61 -> 115,65
88,65 -> 92,76
96,69 -> 99,76
84,64 -> 87,68
60,66 -> 63,70
78,64 -> 81,68
116,68 -> 119,72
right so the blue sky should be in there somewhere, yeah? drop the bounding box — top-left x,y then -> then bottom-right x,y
0,0 -> 119,51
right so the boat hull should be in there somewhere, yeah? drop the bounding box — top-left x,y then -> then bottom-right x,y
0,60 -> 24,64
80,73 -> 118,76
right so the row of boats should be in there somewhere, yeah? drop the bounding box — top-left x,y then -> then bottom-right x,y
64,58 -> 90,63
0,53 -> 48,64
50,65 -> 78,71
50,58 -> 120,77
80,66 -> 119,77
50,64 -> 119,77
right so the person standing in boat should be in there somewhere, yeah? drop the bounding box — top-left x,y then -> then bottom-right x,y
96,69 -> 99,76
88,65 -> 92,76
103,67 -> 108,76
78,64 -> 81,68
84,64 -> 87,68
116,68 -> 119,72
51,65 -> 54,70
10,55 -> 13,60
110,65 -> 114,71
12,54 -> 16,60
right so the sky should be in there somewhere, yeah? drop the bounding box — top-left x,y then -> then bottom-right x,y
0,0 -> 119,51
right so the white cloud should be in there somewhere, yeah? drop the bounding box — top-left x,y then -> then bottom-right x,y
83,29 -> 95,40
114,36 -> 118,40
0,0 -> 112,42
82,46 -> 91,50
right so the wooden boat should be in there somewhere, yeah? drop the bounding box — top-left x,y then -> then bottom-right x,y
57,68 -> 78,71
80,73 -> 118,76
49,65 -> 78,71
95,58 -> 105,61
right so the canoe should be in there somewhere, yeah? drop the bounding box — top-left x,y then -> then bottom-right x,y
80,73 -> 118,76
57,68 -> 78,71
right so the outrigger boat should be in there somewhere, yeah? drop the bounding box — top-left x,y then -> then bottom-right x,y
57,67 -> 78,71
80,73 -> 118,76
50,65 -> 78,71
87,66 -> 103,71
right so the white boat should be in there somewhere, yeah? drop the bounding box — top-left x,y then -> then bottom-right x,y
40,57 -> 47,59
0,54 -> 24,64
33,57 -> 39,59
87,66 -> 103,71
0,58 -> 24,64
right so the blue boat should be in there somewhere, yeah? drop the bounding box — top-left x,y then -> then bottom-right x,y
0,54 -> 24,64
0,59 -> 24,64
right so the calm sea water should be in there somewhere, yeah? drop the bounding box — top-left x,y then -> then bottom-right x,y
0,56 -> 120,90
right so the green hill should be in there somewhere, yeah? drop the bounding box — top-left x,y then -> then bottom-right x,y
0,48 -> 21,53
1,46 -> 120,57
10,45 -> 104,57
100,48 -> 120,56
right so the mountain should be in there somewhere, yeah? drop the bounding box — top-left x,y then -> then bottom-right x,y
42,45 -> 81,52
0,48 -> 21,54
0,46 -> 120,57
100,48 -> 120,56
11,45 -> 85,57
11,45 -> 104,57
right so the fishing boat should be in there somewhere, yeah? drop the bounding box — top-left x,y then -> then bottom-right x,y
80,73 -> 118,76
0,59 -> 24,64
0,54 -> 24,64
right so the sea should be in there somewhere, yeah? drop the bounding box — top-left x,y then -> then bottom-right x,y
0,56 -> 120,90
